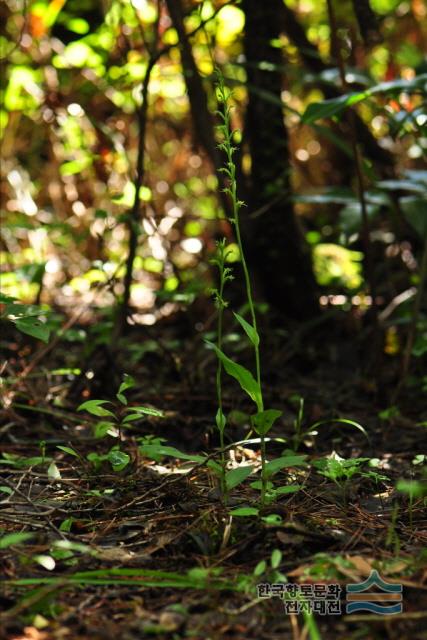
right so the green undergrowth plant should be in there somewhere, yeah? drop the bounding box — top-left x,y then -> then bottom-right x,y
210,238 -> 234,500
0,292 -> 51,343
206,69 -> 282,505
74,374 -> 164,473
313,452 -> 389,504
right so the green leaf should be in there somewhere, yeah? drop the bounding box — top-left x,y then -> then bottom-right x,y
225,465 -> 253,490
124,406 -> 164,418
0,532 -> 34,549
302,91 -> 368,124
271,549 -> 282,569
107,450 -> 130,471
264,455 -> 307,478
0,293 -> 16,304
254,560 -> 267,576
251,409 -> 282,436
307,418 -> 369,442
273,484 -> 302,495
250,480 -> 274,491
139,445 -> 205,463
77,400 -> 115,418
301,74 -> 427,127
0,486 -> 13,495
216,409 -> 226,432
94,421 -> 117,438
59,518 -> 74,532
369,74 -> 427,95
229,507 -> 259,517
122,414 -> 143,424
14,317 -> 50,343
116,374 -> 136,404
207,459 -> 223,474
233,312 -> 259,347
205,341 -> 262,409
56,445 -> 79,457
261,514 -> 283,525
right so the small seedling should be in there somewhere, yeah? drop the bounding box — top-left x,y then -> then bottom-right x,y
314,452 -> 388,503
77,374 -> 164,472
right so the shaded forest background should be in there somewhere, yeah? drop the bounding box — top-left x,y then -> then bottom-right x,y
1,0 -> 426,339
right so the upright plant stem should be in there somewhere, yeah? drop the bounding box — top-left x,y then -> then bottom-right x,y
214,243 -> 228,500
216,73 -> 267,503
231,186 -> 267,501
216,308 -> 226,496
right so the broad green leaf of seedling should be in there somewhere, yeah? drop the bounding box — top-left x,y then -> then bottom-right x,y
107,449 -> 130,472
271,549 -> 282,568
252,409 -> 282,436
57,445 -> 79,457
264,455 -> 307,478
229,506 -> 259,517
94,421 -> 117,438
0,532 -> 34,549
116,374 -> 136,405
225,465 -> 253,490
124,406 -> 164,418
77,400 -> 115,418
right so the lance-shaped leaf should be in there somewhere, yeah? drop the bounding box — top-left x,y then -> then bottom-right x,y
77,400 -> 115,418
124,406 -> 164,418
301,91 -> 368,124
229,506 -> 259,517
205,340 -> 262,409
251,409 -> 282,436
225,465 -> 253,490
233,312 -> 259,347
264,455 -> 307,478
94,421 -> 117,439
116,374 -> 136,405
139,444 -> 205,464
107,450 -> 130,472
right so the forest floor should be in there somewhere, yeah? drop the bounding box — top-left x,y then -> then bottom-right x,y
1,308 -> 426,640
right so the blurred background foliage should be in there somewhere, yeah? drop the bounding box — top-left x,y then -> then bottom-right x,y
0,0 -> 426,344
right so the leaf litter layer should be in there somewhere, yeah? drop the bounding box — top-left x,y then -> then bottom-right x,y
1,317 -> 427,640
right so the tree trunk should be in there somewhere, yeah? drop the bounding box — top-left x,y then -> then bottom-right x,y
243,0 -> 319,319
